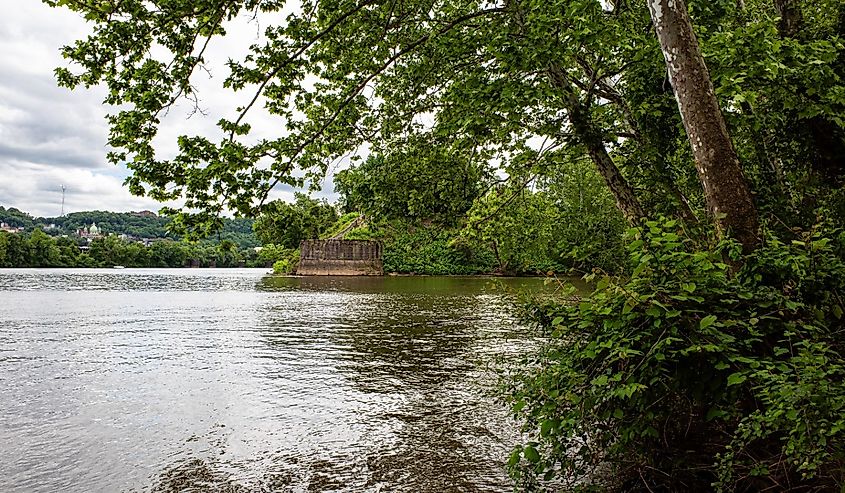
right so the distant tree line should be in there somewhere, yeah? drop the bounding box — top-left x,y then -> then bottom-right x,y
0,207 -> 259,249
0,229 -> 283,268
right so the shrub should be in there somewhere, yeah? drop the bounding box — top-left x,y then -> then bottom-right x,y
506,218 -> 845,491
272,249 -> 300,275
381,225 -> 496,275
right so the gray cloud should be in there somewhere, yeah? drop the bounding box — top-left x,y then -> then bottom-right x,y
0,1 -> 339,218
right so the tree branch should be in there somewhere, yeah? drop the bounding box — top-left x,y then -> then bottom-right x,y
256,5 -> 508,207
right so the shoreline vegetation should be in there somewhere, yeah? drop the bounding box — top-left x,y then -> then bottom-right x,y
25,0 -> 845,489
0,206 -> 268,269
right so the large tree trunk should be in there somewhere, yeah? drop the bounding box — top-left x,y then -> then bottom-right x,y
773,0 -> 803,38
647,0 -> 759,252
547,66 -> 646,224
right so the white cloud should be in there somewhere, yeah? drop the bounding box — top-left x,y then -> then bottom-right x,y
0,1 -> 340,218
0,161 -> 179,217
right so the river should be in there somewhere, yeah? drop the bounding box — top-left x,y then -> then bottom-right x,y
0,268 -> 555,492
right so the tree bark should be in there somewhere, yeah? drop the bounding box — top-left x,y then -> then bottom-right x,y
647,0 -> 759,252
547,65 -> 646,224
773,0 -> 803,38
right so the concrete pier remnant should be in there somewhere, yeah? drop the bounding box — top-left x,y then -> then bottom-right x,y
298,239 -> 384,276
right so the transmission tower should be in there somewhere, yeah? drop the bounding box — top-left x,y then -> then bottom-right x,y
61,185 -> 66,216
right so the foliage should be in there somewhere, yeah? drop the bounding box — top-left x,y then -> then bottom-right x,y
44,0 -> 689,227
539,157 -> 633,274
332,157 -> 626,275
253,243 -> 291,267
45,0 -> 845,258
46,0 -> 845,234
463,189 -> 564,275
0,206 -> 259,248
272,249 -> 301,275
0,230 -> 266,268
253,194 -> 338,249
0,206 -> 37,229
335,149 -> 488,225
42,0 -> 845,489
507,218 -> 845,491
381,225 -> 496,275
320,212 -> 363,240
702,0 -> 845,190
325,216 -> 496,275
458,156 -> 628,275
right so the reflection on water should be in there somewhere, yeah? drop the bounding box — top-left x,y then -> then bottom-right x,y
0,269 -> 556,492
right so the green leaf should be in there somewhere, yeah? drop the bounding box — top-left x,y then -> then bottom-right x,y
596,276 -> 610,291
706,407 -> 727,421
727,373 -> 746,386
646,306 -> 662,317
700,315 -> 717,329
540,419 -> 556,436
523,445 -> 541,463
508,448 -> 521,467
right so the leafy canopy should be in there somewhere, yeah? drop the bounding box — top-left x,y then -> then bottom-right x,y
48,0 -> 671,225
253,193 -> 338,248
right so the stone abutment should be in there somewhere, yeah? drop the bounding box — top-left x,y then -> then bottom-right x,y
297,239 -> 384,276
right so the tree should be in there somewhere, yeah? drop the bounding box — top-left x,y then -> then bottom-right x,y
148,240 -> 189,267
253,194 -> 338,248
88,235 -> 133,267
45,0 -> 845,238
335,145 -> 488,225
0,207 -> 35,230
647,0 -> 759,252
28,229 -> 61,267
49,0 -> 674,228
55,236 -> 82,266
0,232 -> 8,267
464,189 -> 561,274
5,233 -> 30,267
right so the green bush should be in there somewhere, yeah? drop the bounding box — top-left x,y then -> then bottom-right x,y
272,249 -> 300,275
381,224 -> 496,275
322,215 -> 498,275
320,212 -> 362,239
506,218 -> 845,491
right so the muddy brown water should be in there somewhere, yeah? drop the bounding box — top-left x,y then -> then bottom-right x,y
0,269 -> 580,492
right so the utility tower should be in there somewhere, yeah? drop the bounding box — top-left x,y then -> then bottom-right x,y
61,185 -> 66,216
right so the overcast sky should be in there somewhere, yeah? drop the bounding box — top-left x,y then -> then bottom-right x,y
0,1 -> 336,218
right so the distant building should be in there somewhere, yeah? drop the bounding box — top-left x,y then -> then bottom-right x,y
0,222 -> 23,233
131,210 -> 157,218
76,222 -> 103,239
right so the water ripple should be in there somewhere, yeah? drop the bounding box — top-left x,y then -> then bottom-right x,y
0,269 -> 552,492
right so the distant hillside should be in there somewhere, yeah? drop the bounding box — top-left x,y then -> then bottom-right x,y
0,206 -> 259,248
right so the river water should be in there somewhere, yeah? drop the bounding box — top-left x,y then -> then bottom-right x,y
0,268 -> 554,492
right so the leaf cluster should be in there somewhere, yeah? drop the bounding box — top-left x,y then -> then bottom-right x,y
507,218 -> 845,491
